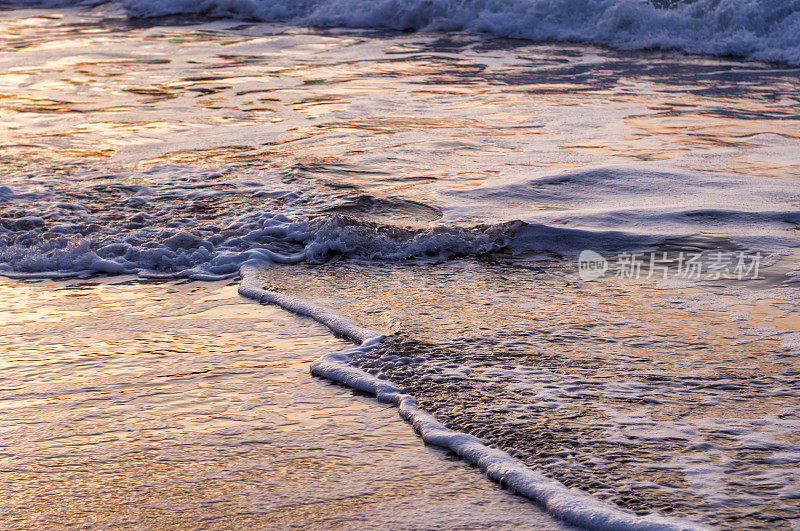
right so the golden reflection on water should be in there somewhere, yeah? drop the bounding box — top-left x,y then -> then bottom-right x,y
1,8 -> 798,527
3,8 -> 798,192
255,259 -> 800,526
0,277 -> 562,529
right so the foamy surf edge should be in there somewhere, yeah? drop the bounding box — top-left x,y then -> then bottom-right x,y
238,263 -> 707,531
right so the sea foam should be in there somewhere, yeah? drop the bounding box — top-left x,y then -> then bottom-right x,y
2,0 -> 798,64
110,0 -> 800,66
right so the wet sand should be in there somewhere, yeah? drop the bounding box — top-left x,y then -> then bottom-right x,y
0,277 -> 571,529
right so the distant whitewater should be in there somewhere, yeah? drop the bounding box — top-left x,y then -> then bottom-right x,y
7,0 -> 799,65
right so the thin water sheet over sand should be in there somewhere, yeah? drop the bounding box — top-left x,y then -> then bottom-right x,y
0,277 -> 571,529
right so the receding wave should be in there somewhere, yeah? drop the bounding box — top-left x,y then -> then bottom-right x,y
237,266 -> 707,530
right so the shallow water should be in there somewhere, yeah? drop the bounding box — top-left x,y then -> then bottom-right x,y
0,277 -> 572,529
2,6 -> 799,279
1,4 -> 799,529
256,259 -> 800,528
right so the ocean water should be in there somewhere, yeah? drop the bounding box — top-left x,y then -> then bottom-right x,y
0,278 -> 571,529
1,2 -> 799,529
5,0 -> 800,65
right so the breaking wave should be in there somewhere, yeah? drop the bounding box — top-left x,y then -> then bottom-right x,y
32,0 -> 794,66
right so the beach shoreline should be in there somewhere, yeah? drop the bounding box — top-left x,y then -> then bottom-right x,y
0,276 -> 572,529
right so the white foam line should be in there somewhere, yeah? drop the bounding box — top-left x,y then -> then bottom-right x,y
239,263 -> 382,345
238,263 -> 709,531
